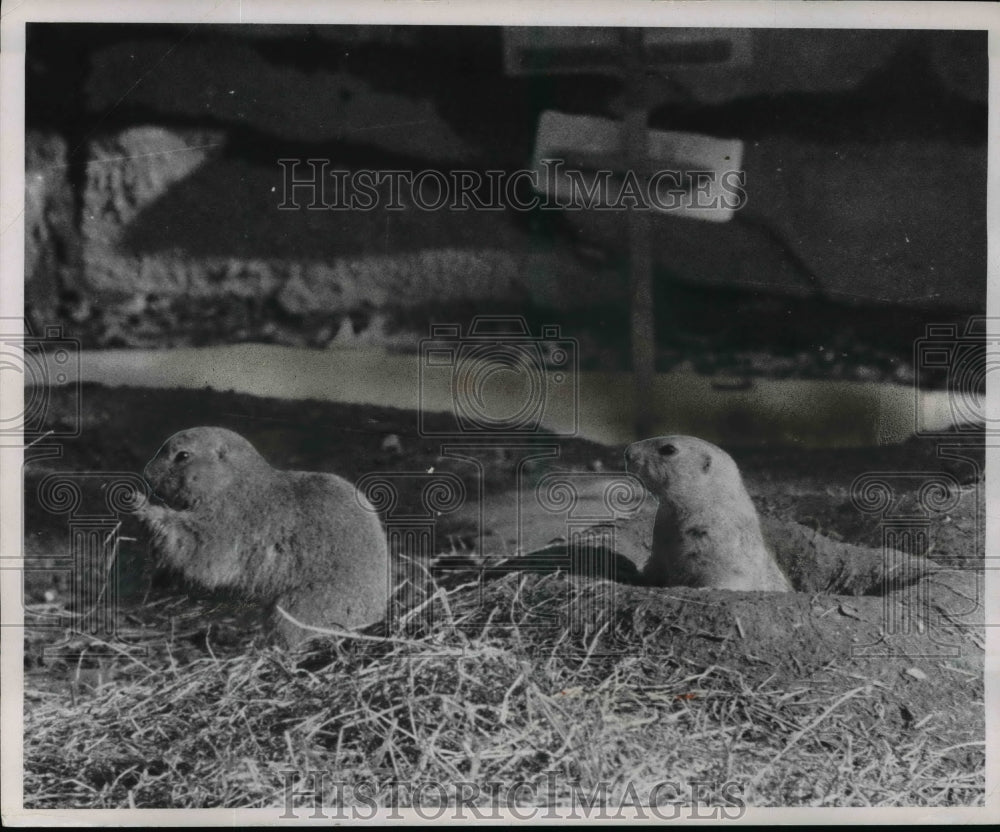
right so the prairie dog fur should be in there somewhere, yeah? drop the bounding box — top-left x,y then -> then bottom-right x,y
625,435 -> 791,592
135,426 -> 389,645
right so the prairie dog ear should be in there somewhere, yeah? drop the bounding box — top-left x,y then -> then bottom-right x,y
702,453 -> 712,473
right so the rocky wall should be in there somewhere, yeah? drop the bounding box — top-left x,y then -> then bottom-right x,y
23,25 -> 987,357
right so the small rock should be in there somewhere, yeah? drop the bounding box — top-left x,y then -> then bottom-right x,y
381,434 -> 403,456
893,364 -> 915,384
121,294 -> 148,317
854,364 -> 881,382
311,325 -> 334,347
332,316 -> 357,345
68,297 -> 93,324
837,603 -> 862,620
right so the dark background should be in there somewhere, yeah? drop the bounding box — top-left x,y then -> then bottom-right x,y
24,24 -> 988,382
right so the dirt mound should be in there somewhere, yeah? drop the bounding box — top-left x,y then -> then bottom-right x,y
22,384 -> 985,808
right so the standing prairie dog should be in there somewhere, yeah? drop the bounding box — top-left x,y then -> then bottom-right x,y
625,435 -> 791,592
134,426 -> 389,646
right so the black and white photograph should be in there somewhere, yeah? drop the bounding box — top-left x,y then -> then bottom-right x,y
1,0 -> 995,823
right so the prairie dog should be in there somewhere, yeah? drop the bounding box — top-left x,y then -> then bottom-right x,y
135,426 -> 389,645
625,435 -> 791,592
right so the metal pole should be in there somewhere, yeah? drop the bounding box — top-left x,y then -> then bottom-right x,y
622,28 -> 655,439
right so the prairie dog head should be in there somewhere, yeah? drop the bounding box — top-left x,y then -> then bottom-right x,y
143,426 -> 270,510
624,435 -> 746,506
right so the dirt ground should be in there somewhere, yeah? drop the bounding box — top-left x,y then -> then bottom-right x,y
20,383 -> 986,807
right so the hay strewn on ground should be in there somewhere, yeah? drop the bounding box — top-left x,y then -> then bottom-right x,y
21,387 -> 986,810
24,568 -> 984,810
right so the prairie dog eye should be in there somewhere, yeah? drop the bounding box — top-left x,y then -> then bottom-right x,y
658,443 -> 678,456
173,451 -> 192,463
